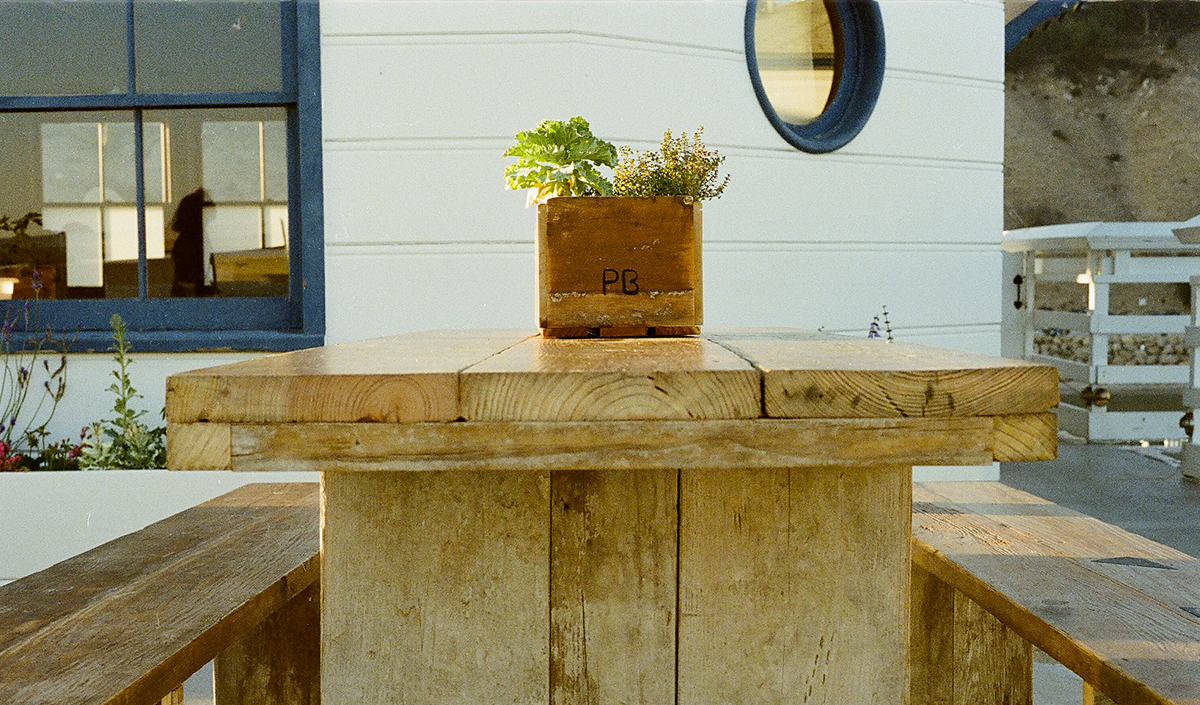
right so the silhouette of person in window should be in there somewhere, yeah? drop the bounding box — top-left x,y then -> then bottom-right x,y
170,187 -> 214,297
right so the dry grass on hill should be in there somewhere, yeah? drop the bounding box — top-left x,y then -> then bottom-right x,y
1005,3 -> 1200,229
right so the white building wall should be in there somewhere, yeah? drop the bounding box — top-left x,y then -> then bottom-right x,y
35,0 -> 1006,451
320,0 -> 1006,354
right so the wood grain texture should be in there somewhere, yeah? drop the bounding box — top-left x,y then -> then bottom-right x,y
460,335 -> 759,421
538,197 -> 701,330
214,582 -> 319,705
227,416 -> 1010,472
913,482 -> 1200,705
167,422 -> 232,471
993,413 -> 1057,462
0,483 -> 319,705
550,469 -> 677,705
911,562 -> 955,705
321,471 -> 549,705
160,687 -> 183,705
911,564 -> 1031,705
1084,683 -> 1120,705
678,465 -> 910,704
166,330 -> 533,423
707,329 -> 1059,418
952,587 -> 1033,705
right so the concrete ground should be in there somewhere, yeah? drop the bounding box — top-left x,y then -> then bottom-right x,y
1002,439 -> 1200,704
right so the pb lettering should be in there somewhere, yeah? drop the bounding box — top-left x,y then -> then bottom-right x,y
602,268 -> 639,295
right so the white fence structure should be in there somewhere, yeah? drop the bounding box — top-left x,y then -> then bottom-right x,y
1175,220 -> 1200,480
1002,216 -> 1200,442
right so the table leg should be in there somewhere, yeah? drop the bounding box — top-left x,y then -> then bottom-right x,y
321,470 -> 550,704
678,464 -> 911,704
550,468 -> 677,705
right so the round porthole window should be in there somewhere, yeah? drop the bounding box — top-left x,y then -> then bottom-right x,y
746,0 -> 885,153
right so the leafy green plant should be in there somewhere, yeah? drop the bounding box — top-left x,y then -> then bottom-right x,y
612,128 -> 730,201
504,117 -> 618,205
79,314 -> 166,470
0,212 -> 40,240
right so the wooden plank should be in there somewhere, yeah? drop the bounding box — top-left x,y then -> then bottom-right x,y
215,582 -> 319,705
911,562 -> 955,705
678,464 -> 910,704
706,330 -> 1059,419
910,563 -> 1032,705
993,413 -> 1057,462
912,483 -> 1200,705
0,483 -> 319,705
952,588 -> 1033,704
166,422 -> 232,471
550,469 -> 677,705
228,416 -> 1017,472
321,470 -> 549,705
160,687 -> 184,705
459,336 -> 760,421
919,482 -> 1200,609
166,330 -> 533,423
1084,683 -> 1120,705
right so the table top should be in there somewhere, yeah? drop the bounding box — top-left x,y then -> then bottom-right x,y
165,329 -> 1059,472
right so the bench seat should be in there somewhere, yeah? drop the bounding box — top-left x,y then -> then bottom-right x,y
0,482 -> 320,705
912,480 -> 1200,705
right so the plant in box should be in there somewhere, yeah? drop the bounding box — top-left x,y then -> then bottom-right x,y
505,118 -> 728,338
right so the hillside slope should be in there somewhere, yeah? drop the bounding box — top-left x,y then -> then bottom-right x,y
1005,6 -> 1200,229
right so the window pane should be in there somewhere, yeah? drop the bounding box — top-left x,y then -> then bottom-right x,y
103,122 -> 166,204
0,110 -> 145,300
754,0 -> 839,125
134,0 -> 284,94
0,0 -> 127,97
146,107 -> 289,299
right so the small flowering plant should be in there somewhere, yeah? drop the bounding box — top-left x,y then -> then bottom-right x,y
0,270 -> 71,471
868,306 -> 894,342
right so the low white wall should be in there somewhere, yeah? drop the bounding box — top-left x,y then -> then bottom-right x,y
0,471 -> 318,583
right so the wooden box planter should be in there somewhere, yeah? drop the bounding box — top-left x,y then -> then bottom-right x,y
537,196 -> 702,338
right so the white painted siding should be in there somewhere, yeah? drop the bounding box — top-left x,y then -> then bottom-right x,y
34,0 -> 1007,457
320,0 -> 1006,352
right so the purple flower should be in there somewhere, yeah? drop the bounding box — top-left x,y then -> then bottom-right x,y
1,319 -> 10,340
31,269 -> 41,292
868,316 -> 881,339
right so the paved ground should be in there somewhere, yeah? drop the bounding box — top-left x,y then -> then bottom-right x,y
1002,439 -> 1200,704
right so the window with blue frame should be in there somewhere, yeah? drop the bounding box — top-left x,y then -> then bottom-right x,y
0,0 -> 323,351
745,0 -> 885,153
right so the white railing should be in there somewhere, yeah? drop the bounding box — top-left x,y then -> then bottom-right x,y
1003,216 -> 1200,442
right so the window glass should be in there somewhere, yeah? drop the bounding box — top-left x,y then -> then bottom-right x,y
0,110 -> 171,299
0,0 -> 128,97
134,0 -> 283,94
753,0 -> 839,126
145,107 -> 289,299
747,0 -> 884,153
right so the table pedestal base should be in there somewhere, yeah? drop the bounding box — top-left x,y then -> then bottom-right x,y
322,465 -> 910,704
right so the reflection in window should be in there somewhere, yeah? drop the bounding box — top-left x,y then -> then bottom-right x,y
0,108 -> 287,301
753,0 -> 840,126
147,107 -> 289,299
40,119 -> 167,294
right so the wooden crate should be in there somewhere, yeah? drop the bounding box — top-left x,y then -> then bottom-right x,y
537,196 -> 701,338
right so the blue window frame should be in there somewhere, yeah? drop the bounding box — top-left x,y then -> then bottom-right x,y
745,0 -> 885,153
0,0 -> 323,352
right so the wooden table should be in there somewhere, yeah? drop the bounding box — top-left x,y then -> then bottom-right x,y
166,329 -> 1058,704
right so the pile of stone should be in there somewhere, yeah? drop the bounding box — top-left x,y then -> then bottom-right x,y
1034,331 -> 1189,366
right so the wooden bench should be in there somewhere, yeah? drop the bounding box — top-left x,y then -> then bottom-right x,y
0,482 -> 320,705
911,480 -> 1200,705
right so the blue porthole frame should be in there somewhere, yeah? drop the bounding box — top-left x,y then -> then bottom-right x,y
745,0 -> 886,153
